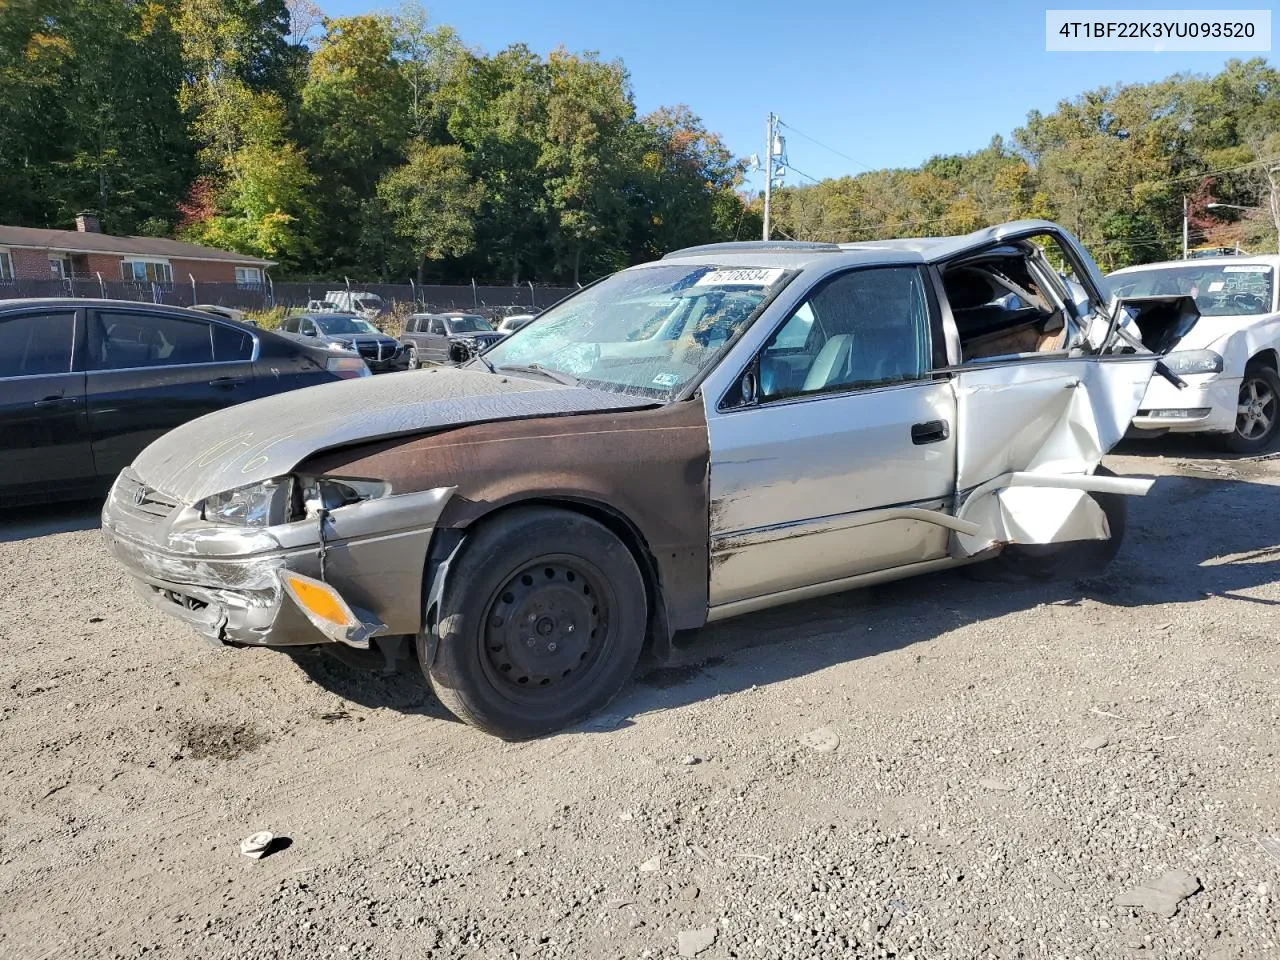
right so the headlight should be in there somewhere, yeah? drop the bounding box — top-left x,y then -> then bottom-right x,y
1162,350 -> 1224,375
326,356 -> 369,378
200,478 -> 293,526
296,476 -> 390,517
327,339 -> 354,351
199,476 -> 390,526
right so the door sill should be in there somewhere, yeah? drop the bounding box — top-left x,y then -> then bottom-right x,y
705,556 -> 967,622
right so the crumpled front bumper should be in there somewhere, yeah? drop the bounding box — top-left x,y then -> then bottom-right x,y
1130,373 -> 1240,434
101,471 -> 453,648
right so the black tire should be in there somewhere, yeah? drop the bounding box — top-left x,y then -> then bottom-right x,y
993,465 -> 1128,579
406,345 -> 420,369
422,507 -> 647,739
1220,364 -> 1280,455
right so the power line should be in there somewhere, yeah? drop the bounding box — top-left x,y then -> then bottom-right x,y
777,120 -> 874,172
1139,155 -> 1280,188
779,162 -> 823,185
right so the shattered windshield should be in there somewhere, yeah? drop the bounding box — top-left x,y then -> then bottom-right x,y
1108,264 -> 1274,317
481,265 -> 790,399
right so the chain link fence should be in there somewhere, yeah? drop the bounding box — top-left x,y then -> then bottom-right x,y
0,277 -> 577,320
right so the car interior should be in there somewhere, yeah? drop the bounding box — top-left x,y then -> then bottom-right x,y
941,249 -> 1068,361
96,316 -> 214,368
758,267 -> 931,399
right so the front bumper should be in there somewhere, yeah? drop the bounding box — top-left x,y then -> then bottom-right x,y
1130,374 -> 1240,434
101,472 -> 453,648
366,354 -> 410,373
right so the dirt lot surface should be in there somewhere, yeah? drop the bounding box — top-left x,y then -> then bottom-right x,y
2,441 -> 1279,960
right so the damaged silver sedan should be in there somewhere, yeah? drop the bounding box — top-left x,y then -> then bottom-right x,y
102,220 -> 1195,739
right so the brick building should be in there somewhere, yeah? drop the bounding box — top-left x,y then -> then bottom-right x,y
0,214 -> 274,288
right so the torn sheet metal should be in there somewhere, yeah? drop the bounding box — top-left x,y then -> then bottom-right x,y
952,356 -> 1158,556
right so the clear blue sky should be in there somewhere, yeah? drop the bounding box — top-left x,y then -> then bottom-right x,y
323,0 -> 1272,191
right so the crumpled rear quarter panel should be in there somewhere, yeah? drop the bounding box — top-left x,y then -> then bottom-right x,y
298,398 -> 712,631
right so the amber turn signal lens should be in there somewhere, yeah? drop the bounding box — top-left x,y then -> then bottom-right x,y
283,574 -> 352,627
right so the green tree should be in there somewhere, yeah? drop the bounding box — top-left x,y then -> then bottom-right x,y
539,49 -> 636,283
299,14 -> 410,274
378,143 -> 483,282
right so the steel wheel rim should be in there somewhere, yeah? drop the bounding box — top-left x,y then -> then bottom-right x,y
479,554 -> 617,703
1236,376 -> 1276,440
408,346 -> 419,368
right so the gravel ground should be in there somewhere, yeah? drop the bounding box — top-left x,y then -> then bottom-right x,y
1,441 -> 1279,960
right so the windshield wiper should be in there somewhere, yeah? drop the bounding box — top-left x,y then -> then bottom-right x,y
473,351 -> 496,373
495,362 -> 579,386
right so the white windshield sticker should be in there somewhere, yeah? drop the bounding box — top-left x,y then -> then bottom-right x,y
651,372 -> 680,387
1223,265 -> 1270,273
1208,281 -> 1225,292
694,268 -> 786,287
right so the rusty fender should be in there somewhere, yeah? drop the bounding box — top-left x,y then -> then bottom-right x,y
299,398 -> 713,657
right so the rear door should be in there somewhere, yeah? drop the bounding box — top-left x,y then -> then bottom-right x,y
424,318 -> 450,363
85,307 -> 259,478
0,307 -> 94,501
938,227 -> 1161,555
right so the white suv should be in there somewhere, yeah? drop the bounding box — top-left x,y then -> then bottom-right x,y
1109,256 -> 1280,452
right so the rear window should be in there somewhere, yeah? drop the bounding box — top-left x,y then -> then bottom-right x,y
0,312 -> 74,377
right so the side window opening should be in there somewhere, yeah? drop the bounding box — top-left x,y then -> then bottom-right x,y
91,312 -> 215,369
0,312 -> 75,377
756,267 -> 932,402
944,248 -> 1069,362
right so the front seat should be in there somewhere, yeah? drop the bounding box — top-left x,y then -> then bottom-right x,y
802,334 -> 854,392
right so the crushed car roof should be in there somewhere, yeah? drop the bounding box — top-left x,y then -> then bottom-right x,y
662,219 -> 1067,269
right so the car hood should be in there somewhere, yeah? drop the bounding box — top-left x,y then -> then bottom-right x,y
1163,311 -> 1278,352
131,369 -> 656,504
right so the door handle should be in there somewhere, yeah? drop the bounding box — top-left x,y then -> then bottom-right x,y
911,419 -> 950,444
34,395 -> 78,408
208,376 -> 246,388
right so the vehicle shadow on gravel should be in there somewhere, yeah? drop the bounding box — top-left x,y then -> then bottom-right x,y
1114,434 -> 1280,463
0,498 -> 103,543
268,472 -> 1279,734
614,470 -> 1280,725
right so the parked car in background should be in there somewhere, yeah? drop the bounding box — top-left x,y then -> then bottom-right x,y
102,220 -> 1197,738
0,298 -> 366,507
400,312 -> 503,367
279,312 -> 407,373
1108,256 -> 1279,452
496,313 -> 538,336
323,290 -> 386,320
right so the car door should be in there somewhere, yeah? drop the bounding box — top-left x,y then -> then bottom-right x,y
705,265 -> 959,611
937,226 -> 1164,556
85,307 -> 260,479
0,306 -> 95,502
424,318 -> 450,363
401,317 -> 421,354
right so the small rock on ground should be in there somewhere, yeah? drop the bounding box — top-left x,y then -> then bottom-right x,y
1115,869 -> 1201,918
678,926 -> 717,957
